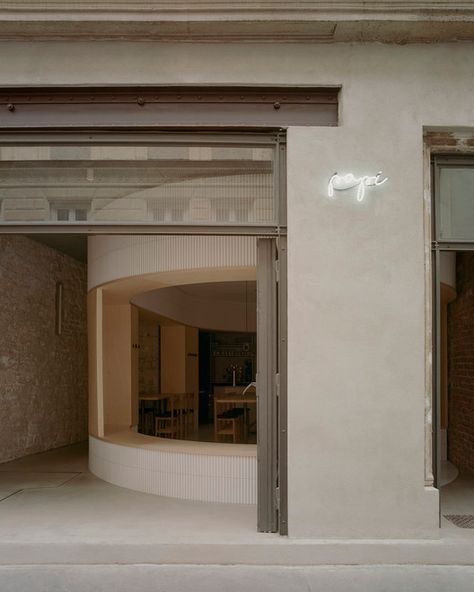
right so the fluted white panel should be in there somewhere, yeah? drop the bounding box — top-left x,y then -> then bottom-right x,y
89,436 -> 257,504
88,235 -> 257,290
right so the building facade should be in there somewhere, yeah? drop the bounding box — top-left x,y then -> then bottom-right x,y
1,1 -> 474,544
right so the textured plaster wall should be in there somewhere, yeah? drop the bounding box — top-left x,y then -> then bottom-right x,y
0,236 -> 88,463
448,253 -> 474,474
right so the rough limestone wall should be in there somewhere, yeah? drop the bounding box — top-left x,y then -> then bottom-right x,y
0,236 -> 88,463
138,316 -> 160,395
448,252 -> 474,474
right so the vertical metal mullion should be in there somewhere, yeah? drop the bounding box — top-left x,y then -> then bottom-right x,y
431,159 -> 438,244
277,235 -> 288,535
276,132 -> 287,228
96,287 -> 104,439
257,238 -> 278,533
432,247 -> 441,509
276,131 -> 288,534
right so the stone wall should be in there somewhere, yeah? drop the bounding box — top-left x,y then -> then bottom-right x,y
448,252 -> 474,474
138,315 -> 160,395
0,236 -> 88,463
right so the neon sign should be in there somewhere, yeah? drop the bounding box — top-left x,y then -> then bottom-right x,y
327,171 -> 388,202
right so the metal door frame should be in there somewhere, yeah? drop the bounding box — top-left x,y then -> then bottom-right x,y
256,236 -> 287,534
431,155 -> 474,498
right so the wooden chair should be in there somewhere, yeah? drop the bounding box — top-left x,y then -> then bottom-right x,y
215,403 -> 244,443
154,395 -> 180,439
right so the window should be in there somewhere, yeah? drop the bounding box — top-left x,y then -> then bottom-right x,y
0,137 -> 277,228
435,161 -> 474,241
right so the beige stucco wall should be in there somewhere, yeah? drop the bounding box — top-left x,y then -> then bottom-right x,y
0,236 -> 88,462
287,126 -> 438,537
102,303 -> 138,429
2,41 -> 474,536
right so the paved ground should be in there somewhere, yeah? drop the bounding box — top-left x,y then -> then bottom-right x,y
0,442 -> 260,545
0,442 -> 473,570
440,469 -> 474,530
1,565 -> 474,592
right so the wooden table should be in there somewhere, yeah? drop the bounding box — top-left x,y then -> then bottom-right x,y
213,392 -> 257,443
139,393 -> 191,437
139,393 -> 174,413
139,394 -> 167,435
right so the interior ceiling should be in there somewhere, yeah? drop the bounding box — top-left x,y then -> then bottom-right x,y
137,307 -> 180,327
28,235 -> 87,263
176,281 -> 256,304
105,268 -> 256,305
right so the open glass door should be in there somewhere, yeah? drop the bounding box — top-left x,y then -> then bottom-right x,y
256,236 -> 287,533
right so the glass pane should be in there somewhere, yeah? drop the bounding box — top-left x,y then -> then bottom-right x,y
438,167 -> 474,240
0,143 -> 275,226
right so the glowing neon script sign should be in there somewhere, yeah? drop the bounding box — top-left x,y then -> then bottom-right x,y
328,171 -> 388,202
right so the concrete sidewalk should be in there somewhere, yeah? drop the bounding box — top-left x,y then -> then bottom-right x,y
1,443 -> 473,567
1,565 -> 474,592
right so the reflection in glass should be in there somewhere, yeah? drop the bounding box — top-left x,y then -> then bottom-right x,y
438,167 -> 474,241
0,144 -> 275,226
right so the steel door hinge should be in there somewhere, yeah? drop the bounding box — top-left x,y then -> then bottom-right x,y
274,259 -> 280,283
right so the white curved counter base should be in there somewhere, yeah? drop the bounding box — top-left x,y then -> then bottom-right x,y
89,430 -> 257,504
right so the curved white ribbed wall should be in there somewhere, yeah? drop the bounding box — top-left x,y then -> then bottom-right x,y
87,234 -> 258,504
89,435 -> 257,504
88,235 -> 257,290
